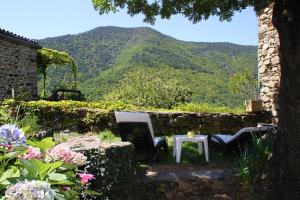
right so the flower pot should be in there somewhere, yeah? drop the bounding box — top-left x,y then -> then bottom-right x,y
245,100 -> 263,113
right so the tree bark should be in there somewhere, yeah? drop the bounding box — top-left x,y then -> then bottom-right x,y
253,0 -> 300,199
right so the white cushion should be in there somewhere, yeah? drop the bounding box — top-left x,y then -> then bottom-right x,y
212,125 -> 273,144
115,111 -> 155,141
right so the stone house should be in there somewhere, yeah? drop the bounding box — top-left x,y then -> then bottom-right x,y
0,28 -> 41,100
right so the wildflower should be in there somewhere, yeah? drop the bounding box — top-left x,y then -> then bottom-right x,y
23,146 -> 42,160
5,180 -> 55,200
77,173 -> 95,185
0,124 -> 26,146
45,144 -> 87,166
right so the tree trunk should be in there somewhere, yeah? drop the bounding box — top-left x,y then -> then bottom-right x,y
253,0 -> 300,199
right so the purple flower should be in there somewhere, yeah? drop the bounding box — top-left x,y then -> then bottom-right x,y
5,180 -> 55,200
0,124 -> 26,146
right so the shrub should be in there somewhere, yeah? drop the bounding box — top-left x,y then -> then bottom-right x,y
104,68 -> 192,108
174,103 -> 245,114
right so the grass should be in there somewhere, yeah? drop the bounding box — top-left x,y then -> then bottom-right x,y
155,136 -> 232,166
98,130 -> 121,142
97,131 -> 233,166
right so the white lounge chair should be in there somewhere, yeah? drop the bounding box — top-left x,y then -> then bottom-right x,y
209,124 -> 274,154
115,112 -> 168,161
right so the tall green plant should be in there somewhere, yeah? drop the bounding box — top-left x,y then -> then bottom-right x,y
37,48 -> 77,98
235,135 -> 272,186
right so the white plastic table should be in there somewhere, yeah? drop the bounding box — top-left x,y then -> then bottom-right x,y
173,135 -> 209,163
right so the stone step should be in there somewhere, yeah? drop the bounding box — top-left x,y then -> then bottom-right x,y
144,168 -> 233,182
135,167 -> 247,200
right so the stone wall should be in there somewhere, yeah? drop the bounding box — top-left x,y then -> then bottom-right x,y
149,111 -> 271,135
16,101 -> 272,135
0,30 -> 40,100
61,136 -> 136,200
258,4 -> 281,121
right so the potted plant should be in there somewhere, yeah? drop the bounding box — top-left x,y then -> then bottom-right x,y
229,69 -> 262,113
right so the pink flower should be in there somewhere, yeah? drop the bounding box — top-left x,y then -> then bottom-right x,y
45,144 -> 87,166
23,146 -> 42,160
77,173 -> 95,185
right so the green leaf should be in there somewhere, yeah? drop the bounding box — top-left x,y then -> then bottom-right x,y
48,173 -> 67,181
21,159 -> 63,180
47,161 -> 64,175
20,159 -> 39,179
84,189 -> 101,196
0,167 -> 20,185
49,179 -> 74,186
27,137 -> 56,151
21,125 -> 31,134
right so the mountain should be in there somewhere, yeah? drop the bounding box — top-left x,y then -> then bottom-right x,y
39,26 -> 258,107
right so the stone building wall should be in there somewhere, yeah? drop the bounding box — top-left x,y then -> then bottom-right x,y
258,5 -> 281,120
0,29 -> 40,100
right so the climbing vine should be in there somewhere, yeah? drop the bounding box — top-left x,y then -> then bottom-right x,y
37,48 -> 77,98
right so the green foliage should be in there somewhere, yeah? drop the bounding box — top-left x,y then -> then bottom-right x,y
98,130 -> 120,142
229,69 -> 259,100
20,159 -> 63,181
92,0 -> 272,24
18,114 -> 41,138
0,108 -> 8,125
27,137 -> 56,152
39,27 -> 258,107
0,99 -> 41,138
37,48 -> 78,98
1,99 -> 245,142
174,103 -> 245,114
0,146 -> 26,196
234,135 -> 272,186
0,137 -> 97,199
105,68 -> 192,108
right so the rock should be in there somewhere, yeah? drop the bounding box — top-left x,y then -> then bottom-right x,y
267,47 -> 275,55
271,56 -> 280,65
263,59 -> 271,66
259,65 -> 267,74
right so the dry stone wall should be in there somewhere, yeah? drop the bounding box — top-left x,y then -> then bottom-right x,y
0,30 -> 40,100
258,4 -> 281,121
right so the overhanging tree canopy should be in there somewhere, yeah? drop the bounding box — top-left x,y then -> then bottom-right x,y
37,48 -> 77,98
92,0 -> 300,199
92,0 -> 272,24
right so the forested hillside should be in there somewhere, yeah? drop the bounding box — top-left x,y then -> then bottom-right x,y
39,26 -> 257,107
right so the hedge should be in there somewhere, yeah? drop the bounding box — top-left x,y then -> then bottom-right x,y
0,100 -> 269,136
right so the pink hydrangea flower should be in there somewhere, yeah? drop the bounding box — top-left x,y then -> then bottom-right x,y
77,173 -> 95,185
23,146 -> 42,160
45,144 -> 87,166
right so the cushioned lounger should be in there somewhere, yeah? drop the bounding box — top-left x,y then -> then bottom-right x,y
209,125 -> 274,154
115,112 -> 168,161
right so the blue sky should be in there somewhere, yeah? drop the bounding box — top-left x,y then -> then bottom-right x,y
0,0 -> 258,45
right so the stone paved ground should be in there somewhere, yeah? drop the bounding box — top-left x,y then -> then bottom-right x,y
134,164 -> 249,200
